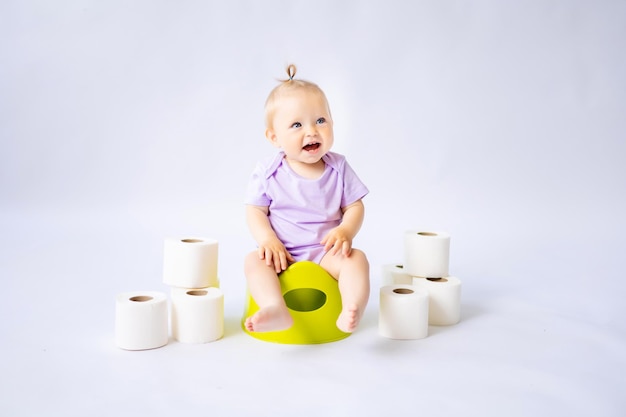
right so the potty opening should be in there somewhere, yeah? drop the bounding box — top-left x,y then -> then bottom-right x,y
283,288 -> 327,312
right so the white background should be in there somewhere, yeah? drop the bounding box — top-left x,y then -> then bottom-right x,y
1,1 -> 625,416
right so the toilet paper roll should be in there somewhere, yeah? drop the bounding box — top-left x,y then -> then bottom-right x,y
404,231 -> 450,278
115,291 -> 169,350
163,237 -> 219,288
379,285 -> 429,340
381,264 -> 413,286
412,276 -> 461,325
171,287 -> 224,343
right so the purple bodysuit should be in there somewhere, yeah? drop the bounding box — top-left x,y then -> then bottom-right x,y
245,151 -> 369,263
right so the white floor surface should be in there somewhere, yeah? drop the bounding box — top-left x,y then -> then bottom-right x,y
1,208 -> 624,417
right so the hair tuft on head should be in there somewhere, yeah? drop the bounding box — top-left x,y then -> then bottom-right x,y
285,64 -> 297,82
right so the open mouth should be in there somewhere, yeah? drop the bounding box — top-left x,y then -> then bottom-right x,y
303,142 -> 321,152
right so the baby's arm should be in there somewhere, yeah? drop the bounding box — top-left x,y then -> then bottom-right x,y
321,199 -> 365,257
246,205 -> 295,272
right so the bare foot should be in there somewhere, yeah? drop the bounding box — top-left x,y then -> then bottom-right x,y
336,303 -> 361,333
245,305 -> 293,333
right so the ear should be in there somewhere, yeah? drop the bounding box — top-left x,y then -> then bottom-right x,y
265,128 -> 280,148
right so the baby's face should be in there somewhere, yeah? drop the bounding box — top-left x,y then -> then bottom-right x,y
267,89 -> 334,167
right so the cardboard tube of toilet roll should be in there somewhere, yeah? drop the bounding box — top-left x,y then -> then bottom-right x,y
171,287 -> 224,343
379,285 -> 429,340
163,237 -> 219,288
381,264 -> 413,286
412,276 -> 461,325
404,231 -> 450,278
115,291 -> 168,350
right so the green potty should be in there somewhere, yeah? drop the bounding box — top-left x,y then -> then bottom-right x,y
242,261 -> 350,344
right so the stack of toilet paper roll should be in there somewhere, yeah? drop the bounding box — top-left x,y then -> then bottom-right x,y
164,237 -> 224,344
379,230 -> 462,340
115,237 -> 224,350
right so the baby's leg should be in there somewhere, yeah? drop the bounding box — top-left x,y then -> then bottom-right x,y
320,249 -> 370,333
244,251 -> 293,332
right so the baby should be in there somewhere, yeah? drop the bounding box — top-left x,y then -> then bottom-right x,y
244,64 -> 370,334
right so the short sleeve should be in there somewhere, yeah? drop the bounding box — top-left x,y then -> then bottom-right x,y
244,162 -> 271,207
340,159 -> 369,208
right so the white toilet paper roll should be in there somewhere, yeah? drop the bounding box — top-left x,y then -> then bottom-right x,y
171,287 -> 224,343
412,276 -> 461,325
115,291 -> 169,350
163,237 -> 219,288
379,285 -> 429,340
404,231 -> 450,278
381,264 -> 413,286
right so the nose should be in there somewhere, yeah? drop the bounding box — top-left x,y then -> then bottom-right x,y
305,124 -> 318,136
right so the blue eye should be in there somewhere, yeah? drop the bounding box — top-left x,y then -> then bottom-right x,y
291,122 -> 302,128
316,118 -> 326,125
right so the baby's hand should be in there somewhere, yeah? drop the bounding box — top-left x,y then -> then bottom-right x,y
321,226 -> 353,257
258,237 -> 295,273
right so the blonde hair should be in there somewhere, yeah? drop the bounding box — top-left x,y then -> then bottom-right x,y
264,64 -> 331,128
